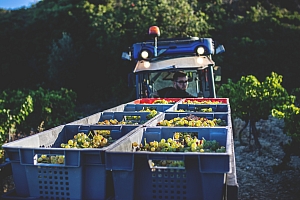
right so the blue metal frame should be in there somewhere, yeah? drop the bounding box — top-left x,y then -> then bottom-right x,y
132,37 -> 214,61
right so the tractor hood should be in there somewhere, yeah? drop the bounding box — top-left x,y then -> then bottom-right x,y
133,55 -> 215,73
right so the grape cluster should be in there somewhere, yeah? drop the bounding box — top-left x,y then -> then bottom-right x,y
37,154 -> 65,164
97,110 -> 157,125
140,107 -> 158,119
133,132 -> 226,153
183,100 -> 223,104
150,160 -> 185,168
176,107 -> 213,112
97,117 -> 141,125
60,130 -> 115,148
157,114 -> 226,127
153,99 -> 176,104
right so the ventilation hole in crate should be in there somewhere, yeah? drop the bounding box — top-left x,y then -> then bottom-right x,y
37,167 -> 71,199
151,169 -> 187,199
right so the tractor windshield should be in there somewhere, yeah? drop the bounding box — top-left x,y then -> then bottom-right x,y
148,70 -> 199,97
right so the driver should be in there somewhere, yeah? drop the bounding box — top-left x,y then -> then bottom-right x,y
156,71 -> 195,98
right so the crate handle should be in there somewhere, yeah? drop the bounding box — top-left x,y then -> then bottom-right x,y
147,154 -> 185,170
78,125 -> 91,134
148,159 -> 185,170
33,154 -> 66,166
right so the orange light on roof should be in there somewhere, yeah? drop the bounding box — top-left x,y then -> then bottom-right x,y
149,26 -> 160,36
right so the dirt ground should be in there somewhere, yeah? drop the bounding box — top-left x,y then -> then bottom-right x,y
234,116 -> 300,200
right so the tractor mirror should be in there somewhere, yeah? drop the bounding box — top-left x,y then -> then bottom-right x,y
216,45 -> 225,54
214,66 -> 221,82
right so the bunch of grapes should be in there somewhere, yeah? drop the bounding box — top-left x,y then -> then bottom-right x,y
97,116 -> 141,125
157,114 -> 226,127
97,119 -> 120,125
37,154 -> 65,164
150,160 -> 185,168
133,132 -> 225,153
140,107 -> 158,119
183,100 -> 223,104
196,107 -> 213,112
153,99 -> 175,104
60,130 -> 115,148
176,107 -> 213,112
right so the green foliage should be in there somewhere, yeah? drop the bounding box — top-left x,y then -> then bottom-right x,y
25,87 -> 79,131
0,0 -> 300,104
218,72 -> 293,147
0,92 -> 33,162
272,90 -> 300,143
0,88 -> 79,134
219,72 -> 293,120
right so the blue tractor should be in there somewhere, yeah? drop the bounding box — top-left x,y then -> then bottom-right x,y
122,26 -> 225,99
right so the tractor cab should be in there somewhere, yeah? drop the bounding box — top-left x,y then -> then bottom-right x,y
122,26 -> 224,99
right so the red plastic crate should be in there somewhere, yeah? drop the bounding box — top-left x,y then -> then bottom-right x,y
132,98 -> 181,104
182,98 -> 229,104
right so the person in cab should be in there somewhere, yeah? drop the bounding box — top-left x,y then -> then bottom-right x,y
155,71 -> 195,98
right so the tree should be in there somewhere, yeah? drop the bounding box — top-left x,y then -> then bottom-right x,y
48,32 -> 79,89
218,72 -> 294,149
271,88 -> 300,170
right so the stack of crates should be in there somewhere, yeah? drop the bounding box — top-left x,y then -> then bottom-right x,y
1,98 -> 181,200
2,97 -> 232,200
105,97 -> 232,200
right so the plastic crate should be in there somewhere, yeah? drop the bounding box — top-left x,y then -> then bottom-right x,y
2,124 -> 139,200
67,111 -> 103,125
147,112 -> 232,128
124,103 -> 175,112
103,103 -> 175,112
132,98 -> 181,104
182,98 -> 229,104
166,103 -> 229,112
96,111 -> 162,126
105,126 -> 232,200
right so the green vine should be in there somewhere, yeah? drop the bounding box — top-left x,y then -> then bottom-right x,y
218,72 -> 294,149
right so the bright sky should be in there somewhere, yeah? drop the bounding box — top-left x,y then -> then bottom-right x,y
0,0 -> 40,10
